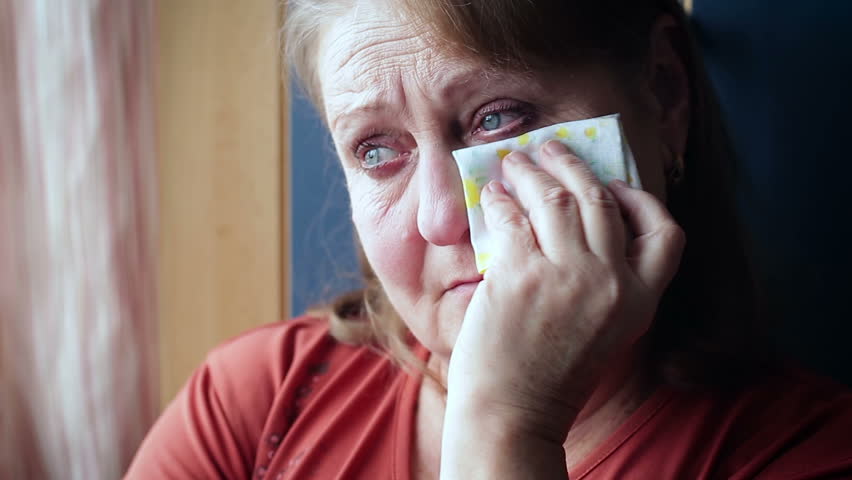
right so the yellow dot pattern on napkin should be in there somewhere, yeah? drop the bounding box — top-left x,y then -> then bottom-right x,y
476,252 -> 492,273
463,178 -> 481,208
455,115 -> 636,279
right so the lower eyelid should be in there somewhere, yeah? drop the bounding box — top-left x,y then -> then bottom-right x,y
362,145 -> 406,165
476,113 -> 535,140
362,153 -> 410,176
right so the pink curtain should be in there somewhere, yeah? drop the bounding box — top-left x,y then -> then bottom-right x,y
0,1 -> 158,477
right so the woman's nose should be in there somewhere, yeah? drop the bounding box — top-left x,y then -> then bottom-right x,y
416,147 -> 469,246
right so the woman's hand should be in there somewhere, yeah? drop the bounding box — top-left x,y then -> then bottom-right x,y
439,140 -> 685,479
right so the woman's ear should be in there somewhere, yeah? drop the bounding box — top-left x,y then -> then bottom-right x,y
645,14 -> 691,169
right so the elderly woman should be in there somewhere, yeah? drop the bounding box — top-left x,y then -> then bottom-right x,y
127,0 -> 852,478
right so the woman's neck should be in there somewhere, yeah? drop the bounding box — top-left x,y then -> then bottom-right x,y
563,342 -> 655,468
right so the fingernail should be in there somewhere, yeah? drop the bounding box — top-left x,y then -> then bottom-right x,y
543,140 -> 568,156
609,179 -> 629,189
485,181 -> 507,196
505,151 -> 528,164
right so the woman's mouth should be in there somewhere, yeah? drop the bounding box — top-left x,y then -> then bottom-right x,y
446,275 -> 484,297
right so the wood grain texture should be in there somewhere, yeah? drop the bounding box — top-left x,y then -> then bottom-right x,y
156,0 -> 288,407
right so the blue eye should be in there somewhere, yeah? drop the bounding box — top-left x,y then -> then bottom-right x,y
480,109 -> 527,133
363,146 -> 397,168
481,113 -> 503,131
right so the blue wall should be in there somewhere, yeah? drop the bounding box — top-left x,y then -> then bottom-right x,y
289,84 -> 360,317
693,2 -> 852,384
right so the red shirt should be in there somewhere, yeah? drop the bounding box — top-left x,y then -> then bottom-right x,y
126,316 -> 852,479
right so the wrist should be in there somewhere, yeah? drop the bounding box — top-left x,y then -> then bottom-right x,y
444,385 -> 582,445
439,395 -> 571,480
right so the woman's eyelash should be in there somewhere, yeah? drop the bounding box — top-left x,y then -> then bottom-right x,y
353,140 -> 380,156
351,130 -> 394,156
472,101 -> 535,135
477,100 -> 524,117
351,134 -> 407,173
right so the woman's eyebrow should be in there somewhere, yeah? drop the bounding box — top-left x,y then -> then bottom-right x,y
328,68 -> 532,133
328,96 -> 390,133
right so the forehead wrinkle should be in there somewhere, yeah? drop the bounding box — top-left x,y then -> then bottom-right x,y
321,7 -> 550,134
321,16 -> 430,128
322,7 -> 427,79
334,26 -> 424,71
326,64 -> 536,134
326,66 -> 473,134
325,55 -> 410,132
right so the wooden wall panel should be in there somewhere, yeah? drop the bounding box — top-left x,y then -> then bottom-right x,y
156,0 -> 288,407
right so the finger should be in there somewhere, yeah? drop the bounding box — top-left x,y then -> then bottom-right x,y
609,180 -> 686,294
502,151 -> 587,260
480,180 -> 543,267
538,140 -> 625,262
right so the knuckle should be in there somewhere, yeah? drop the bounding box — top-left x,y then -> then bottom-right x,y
581,184 -> 617,209
540,186 -> 576,210
497,211 -> 530,231
514,271 -> 540,297
555,152 -> 584,167
603,275 -> 626,308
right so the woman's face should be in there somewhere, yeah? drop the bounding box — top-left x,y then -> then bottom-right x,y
317,2 -> 668,358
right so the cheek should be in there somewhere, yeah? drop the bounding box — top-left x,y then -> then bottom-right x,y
348,176 -> 425,305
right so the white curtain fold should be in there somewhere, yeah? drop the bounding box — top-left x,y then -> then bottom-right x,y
0,1 -> 158,478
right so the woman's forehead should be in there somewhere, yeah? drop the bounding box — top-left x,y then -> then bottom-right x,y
317,1 -> 434,80
317,6 -> 540,132
319,10 -> 456,100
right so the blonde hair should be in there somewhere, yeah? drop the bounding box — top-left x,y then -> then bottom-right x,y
283,0 -> 770,387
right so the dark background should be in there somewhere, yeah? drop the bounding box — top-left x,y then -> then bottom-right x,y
289,2 -> 852,385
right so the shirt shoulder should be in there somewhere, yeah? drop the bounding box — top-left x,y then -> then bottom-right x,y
578,366 -> 852,480
731,368 -> 852,479
203,315 -> 337,400
678,367 -> 852,479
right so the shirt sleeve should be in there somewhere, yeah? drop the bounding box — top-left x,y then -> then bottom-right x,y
124,319 -> 323,479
